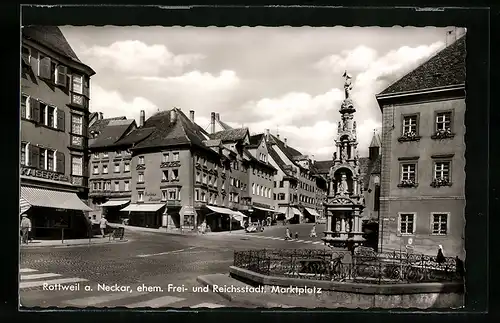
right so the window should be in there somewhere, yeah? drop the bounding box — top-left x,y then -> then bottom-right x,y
280,181 -> 284,188
173,152 -> 179,161
201,192 -> 206,202
208,176 -> 212,186
48,107 -> 56,128
434,161 -> 450,180
401,163 -> 416,181
195,189 -> 200,201
196,172 -> 201,183
399,213 -> 415,235
168,190 -> 177,200
256,185 -> 260,196
71,156 -> 83,176
138,173 -> 144,183
252,183 -> 255,194
39,103 -> 47,125
124,181 -> 130,191
162,170 -> 168,181
171,169 -> 179,180
39,149 -> 46,169
103,152 -> 109,158
432,213 -> 448,235
403,115 -> 418,134
55,65 -> 67,87
162,190 -> 167,201
93,165 -> 99,174
114,181 -> 120,192
124,162 -> 130,172
162,153 -> 169,162
72,74 -> 83,94
203,174 -> 207,184
93,153 -> 99,159
278,193 -> 285,200
21,94 -> 29,119
273,193 -> 276,200
103,165 -> 108,174
138,191 -> 144,202
114,163 -> 120,173
138,156 -> 145,165
436,112 -> 452,131
20,143 -> 27,165
71,114 -> 83,135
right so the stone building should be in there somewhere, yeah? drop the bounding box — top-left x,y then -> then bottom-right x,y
87,115 -> 137,223
20,26 -> 95,239
375,35 -> 466,257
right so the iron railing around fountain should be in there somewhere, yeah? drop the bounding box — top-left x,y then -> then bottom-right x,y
233,249 -> 463,284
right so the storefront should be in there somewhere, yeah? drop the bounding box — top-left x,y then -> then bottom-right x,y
277,206 -> 302,224
205,205 -> 246,231
120,203 -> 166,228
20,185 -> 92,240
250,205 -> 276,225
304,207 -> 321,223
99,200 -> 130,224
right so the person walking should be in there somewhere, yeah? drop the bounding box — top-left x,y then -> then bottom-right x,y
20,214 -> 32,244
436,245 -> 445,264
285,227 -> 292,240
200,220 -> 207,234
99,216 -> 108,237
310,224 -> 317,238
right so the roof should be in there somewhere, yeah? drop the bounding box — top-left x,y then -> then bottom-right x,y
89,120 -> 135,149
114,127 -> 155,146
131,109 -> 216,153
209,128 -> 249,142
359,155 -> 382,189
89,116 -> 127,134
379,35 -> 466,96
23,26 -> 81,62
203,139 -> 222,147
249,134 -> 264,146
313,160 -> 335,175
218,120 -> 233,131
369,133 -> 381,148
243,149 -> 277,172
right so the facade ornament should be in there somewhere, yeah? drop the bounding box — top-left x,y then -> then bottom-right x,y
338,121 -> 341,133
353,121 -> 356,132
333,151 -> 337,160
343,120 -> 348,131
341,145 -> 347,161
339,173 -> 349,195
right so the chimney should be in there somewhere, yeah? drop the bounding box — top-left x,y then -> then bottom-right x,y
215,113 -> 220,121
210,112 -> 216,134
277,134 -> 280,140
265,129 -> 270,142
284,138 -> 288,148
139,110 -> 145,127
170,109 -> 177,123
311,154 -> 315,163
99,112 -> 103,120
189,110 -> 195,123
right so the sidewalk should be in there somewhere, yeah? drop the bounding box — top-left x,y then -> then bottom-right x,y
109,223 -> 247,236
20,237 -> 130,248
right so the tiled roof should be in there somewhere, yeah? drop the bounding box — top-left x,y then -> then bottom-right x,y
89,116 -> 127,134
131,109 -> 216,153
218,120 -> 233,130
249,134 -> 264,146
313,160 -> 335,175
369,133 -> 381,148
209,128 -> 249,142
268,147 -> 288,172
379,35 -> 466,96
203,139 -> 222,147
89,120 -> 135,149
22,26 -> 81,63
114,127 -> 155,147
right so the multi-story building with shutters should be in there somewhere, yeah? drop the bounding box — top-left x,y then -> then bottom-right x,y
376,34 -> 466,257
20,26 -> 95,239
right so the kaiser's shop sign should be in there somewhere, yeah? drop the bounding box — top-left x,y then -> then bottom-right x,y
20,167 -> 69,182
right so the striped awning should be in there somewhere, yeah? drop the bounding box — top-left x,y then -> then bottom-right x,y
100,200 -> 130,207
20,197 -> 31,215
305,207 -> 320,217
20,186 -> 92,211
121,203 -> 166,212
206,205 -> 234,216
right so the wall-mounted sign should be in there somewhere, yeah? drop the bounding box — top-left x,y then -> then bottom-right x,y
145,192 -> 157,197
253,202 -> 272,209
20,167 -> 69,182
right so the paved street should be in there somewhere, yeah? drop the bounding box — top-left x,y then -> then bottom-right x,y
20,223 -> 331,308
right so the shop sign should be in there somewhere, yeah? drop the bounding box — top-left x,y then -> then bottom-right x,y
20,167 -> 69,182
253,202 -> 272,209
145,192 -> 161,202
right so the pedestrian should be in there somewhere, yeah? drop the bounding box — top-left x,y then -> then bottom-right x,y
310,225 -> 317,238
99,216 -> 108,237
201,220 -> 207,234
20,214 -> 32,244
285,227 -> 292,240
436,245 -> 445,264
295,232 -> 299,239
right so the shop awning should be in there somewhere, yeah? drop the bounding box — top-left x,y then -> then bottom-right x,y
277,207 -> 288,214
100,200 -> 130,207
305,207 -> 320,217
206,205 -> 234,215
121,203 -> 166,212
20,186 -> 92,211
20,197 -> 31,215
253,206 -> 276,212
277,207 -> 302,220
232,211 -> 248,218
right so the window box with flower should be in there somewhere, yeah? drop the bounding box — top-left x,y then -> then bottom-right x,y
431,177 -> 452,187
397,179 -> 418,188
431,128 -> 455,140
398,131 -> 421,142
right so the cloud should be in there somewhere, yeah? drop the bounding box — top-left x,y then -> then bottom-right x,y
134,70 -> 239,90
90,83 -> 159,124
81,40 -> 205,76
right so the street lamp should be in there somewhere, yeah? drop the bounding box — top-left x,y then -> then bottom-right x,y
373,176 -> 381,251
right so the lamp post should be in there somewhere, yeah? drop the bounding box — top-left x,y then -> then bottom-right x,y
248,207 -> 254,229
373,175 -> 381,252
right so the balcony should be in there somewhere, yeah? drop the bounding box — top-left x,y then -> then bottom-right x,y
160,161 -> 181,168
71,176 -> 87,187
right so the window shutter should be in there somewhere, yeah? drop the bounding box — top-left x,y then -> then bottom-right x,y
30,146 -> 40,168
55,65 -> 67,87
39,57 -> 51,79
30,98 -> 40,123
56,151 -> 65,174
57,109 -> 65,131
83,79 -> 90,98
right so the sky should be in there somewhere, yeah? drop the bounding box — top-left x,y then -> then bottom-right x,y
60,26 -> 452,161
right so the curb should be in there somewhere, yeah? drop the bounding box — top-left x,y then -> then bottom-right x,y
20,239 -> 131,249
196,275 -> 291,308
